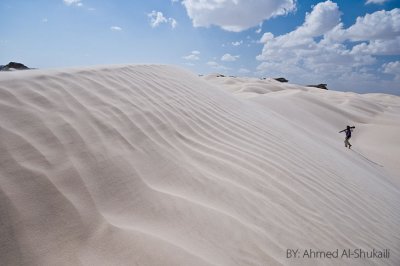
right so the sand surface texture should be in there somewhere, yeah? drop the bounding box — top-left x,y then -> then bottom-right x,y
1,65 -> 399,265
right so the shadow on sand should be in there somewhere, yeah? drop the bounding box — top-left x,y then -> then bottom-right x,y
351,149 -> 384,167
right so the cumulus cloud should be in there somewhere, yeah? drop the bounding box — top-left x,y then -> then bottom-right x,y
148,11 -> 167,27
260,32 -> 274,43
181,0 -> 296,32
383,61 -> 400,80
110,26 -> 122,31
345,9 -> 400,41
232,41 -> 243,46
207,61 -> 230,71
257,1 -> 343,62
366,0 -> 390,4
238,68 -> 251,74
296,0 -> 341,37
183,51 -> 200,60
256,1 -> 400,92
148,11 -> 177,28
324,9 -> 400,55
351,37 -> 400,55
221,53 -> 240,62
170,18 -> 178,28
183,55 -> 199,60
207,61 -> 219,67
63,0 -> 82,6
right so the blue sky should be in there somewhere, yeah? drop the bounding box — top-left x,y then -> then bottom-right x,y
1,0 -> 399,94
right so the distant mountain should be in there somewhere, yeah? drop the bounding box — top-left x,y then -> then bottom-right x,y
307,83 -> 328,90
0,62 -> 30,71
274,77 -> 289,83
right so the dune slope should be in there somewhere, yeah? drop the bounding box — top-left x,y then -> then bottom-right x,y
0,65 -> 399,265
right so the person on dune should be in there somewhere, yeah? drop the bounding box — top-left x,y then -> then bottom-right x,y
339,125 -> 355,149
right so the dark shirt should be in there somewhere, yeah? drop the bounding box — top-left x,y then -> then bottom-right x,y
345,129 -> 351,139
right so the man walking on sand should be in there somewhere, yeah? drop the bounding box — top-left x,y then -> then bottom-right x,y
339,126 -> 355,149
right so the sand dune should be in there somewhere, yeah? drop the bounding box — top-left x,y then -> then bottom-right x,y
0,65 -> 399,265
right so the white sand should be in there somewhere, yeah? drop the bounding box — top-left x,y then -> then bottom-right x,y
0,65 -> 399,265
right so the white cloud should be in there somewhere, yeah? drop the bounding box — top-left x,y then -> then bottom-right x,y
345,9 -> 400,41
260,32 -> 274,43
238,68 -> 251,74
110,26 -> 122,31
148,11 -> 167,27
256,2 -> 400,92
324,9 -> 400,56
366,0 -> 390,4
63,0 -> 82,6
183,55 -> 199,60
207,61 -> 230,71
383,61 -> 400,80
258,0 -> 341,45
221,53 -> 240,62
351,37 -> 400,55
207,61 -> 219,67
181,0 -> 296,32
183,51 -> 200,60
148,11 -> 177,28
296,0 -> 341,37
232,41 -> 243,46
169,18 -> 178,28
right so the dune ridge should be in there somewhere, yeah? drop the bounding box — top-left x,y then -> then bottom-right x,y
0,65 -> 399,265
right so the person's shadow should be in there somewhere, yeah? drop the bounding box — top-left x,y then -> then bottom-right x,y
351,149 -> 384,167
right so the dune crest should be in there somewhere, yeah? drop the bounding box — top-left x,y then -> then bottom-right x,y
0,65 -> 399,265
